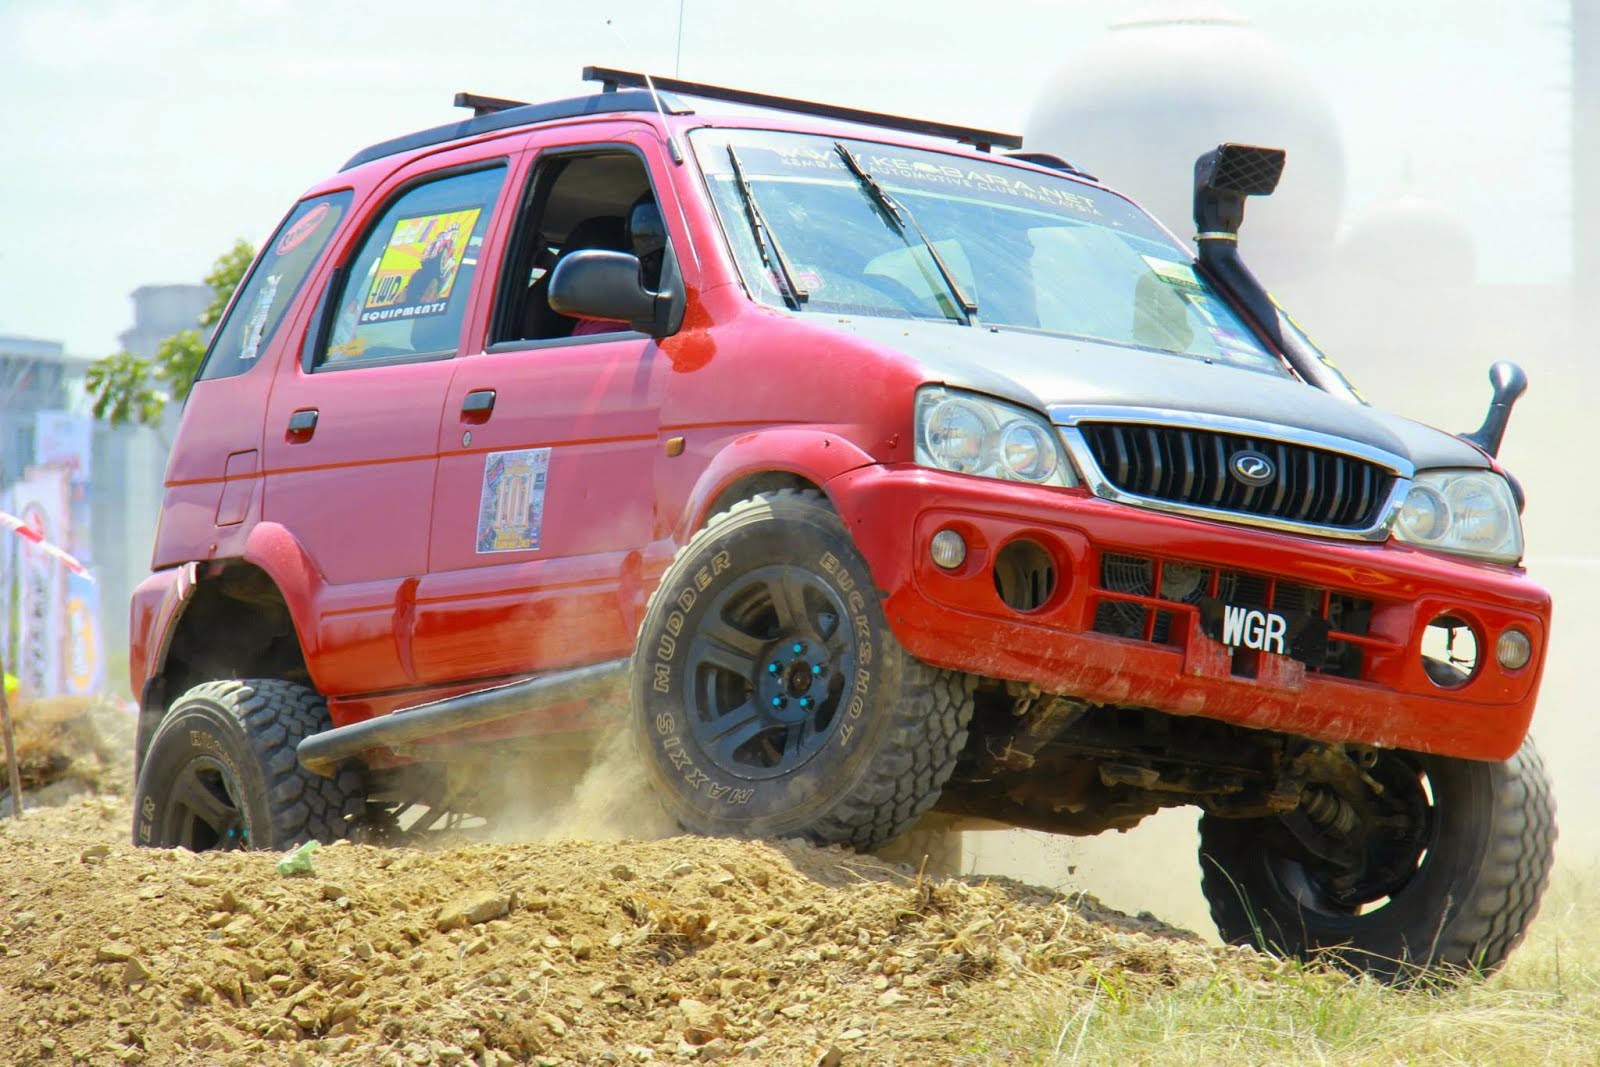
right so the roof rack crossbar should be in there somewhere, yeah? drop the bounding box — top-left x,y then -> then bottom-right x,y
454,91 -> 532,117
581,66 -> 1023,152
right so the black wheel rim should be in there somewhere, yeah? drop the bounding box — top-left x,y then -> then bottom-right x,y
161,756 -> 251,851
1269,752 -> 1437,917
685,563 -> 858,781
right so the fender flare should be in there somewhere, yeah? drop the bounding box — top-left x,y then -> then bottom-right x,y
676,428 -> 879,538
239,520 -> 329,679
138,522 -> 329,697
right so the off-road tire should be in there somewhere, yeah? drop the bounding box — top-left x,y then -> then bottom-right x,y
132,679 -> 364,851
633,489 -> 975,849
1198,737 -> 1556,981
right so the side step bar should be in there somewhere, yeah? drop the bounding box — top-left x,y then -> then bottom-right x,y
297,659 -> 630,777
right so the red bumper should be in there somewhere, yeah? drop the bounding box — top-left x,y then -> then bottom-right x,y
827,464 -> 1550,762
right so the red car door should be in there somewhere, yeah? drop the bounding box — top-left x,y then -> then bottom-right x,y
261,150 -> 516,696
413,130 -> 686,684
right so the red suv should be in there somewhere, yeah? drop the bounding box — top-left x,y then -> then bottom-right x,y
128,68 -> 1555,979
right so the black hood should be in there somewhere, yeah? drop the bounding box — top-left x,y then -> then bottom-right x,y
823,316 -> 1488,471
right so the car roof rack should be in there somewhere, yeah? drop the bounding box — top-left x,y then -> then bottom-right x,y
341,65 -> 1026,172
581,67 -> 1022,152
339,88 -> 694,171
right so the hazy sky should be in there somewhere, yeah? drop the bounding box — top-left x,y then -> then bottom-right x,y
0,0 -> 1571,356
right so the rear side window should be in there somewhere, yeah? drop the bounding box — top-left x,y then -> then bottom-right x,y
200,191 -> 353,381
320,166 -> 506,367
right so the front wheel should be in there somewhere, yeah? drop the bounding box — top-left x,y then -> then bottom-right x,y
133,679 -> 365,851
633,490 -> 975,849
1198,738 -> 1556,981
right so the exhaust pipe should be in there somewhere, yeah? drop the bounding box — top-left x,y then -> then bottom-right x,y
297,658 -> 629,777
1191,143 -> 1362,403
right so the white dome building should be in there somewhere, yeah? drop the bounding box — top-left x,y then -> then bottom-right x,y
1025,4 -> 1345,280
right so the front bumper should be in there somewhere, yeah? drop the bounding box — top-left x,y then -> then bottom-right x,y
827,464 -> 1550,762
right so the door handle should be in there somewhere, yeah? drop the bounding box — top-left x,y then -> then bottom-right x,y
287,408 -> 319,437
461,389 -> 496,422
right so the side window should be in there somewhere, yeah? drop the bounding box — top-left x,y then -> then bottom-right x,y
492,151 -> 670,344
200,191 -> 353,381
320,166 -> 506,367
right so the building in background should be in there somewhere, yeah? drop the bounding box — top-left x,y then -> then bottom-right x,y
0,334 -> 99,698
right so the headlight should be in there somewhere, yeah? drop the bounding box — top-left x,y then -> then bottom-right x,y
915,386 -> 1076,487
1391,469 -> 1523,563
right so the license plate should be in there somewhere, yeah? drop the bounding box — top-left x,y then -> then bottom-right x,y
1197,598 -> 1330,665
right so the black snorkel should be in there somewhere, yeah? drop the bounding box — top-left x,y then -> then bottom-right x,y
1191,143 -> 1363,402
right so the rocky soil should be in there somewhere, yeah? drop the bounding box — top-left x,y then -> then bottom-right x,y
0,783 -> 1297,1067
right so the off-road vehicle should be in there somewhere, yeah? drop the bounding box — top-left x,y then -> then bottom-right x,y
129,68 -> 1556,979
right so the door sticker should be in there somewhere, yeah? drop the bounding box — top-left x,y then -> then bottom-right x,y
476,447 -> 550,553
361,207 -> 481,324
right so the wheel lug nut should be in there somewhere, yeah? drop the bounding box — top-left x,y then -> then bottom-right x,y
792,642 -> 805,654
767,662 -> 780,674
811,664 -> 823,675
771,696 -> 785,708
799,697 -> 811,709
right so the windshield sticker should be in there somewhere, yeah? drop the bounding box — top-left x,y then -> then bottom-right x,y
1141,256 -> 1203,291
477,447 -> 550,554
237,274 -> 281,362
276,201 -> 333,256
361,208 -> 481,324
733,141 -> 1106,220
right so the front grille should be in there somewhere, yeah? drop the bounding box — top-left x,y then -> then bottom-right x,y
1077,422 -> 1395,531
1092,552 -> 1373,680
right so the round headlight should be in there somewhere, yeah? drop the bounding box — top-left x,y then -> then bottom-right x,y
1445,476 -> 1512,549
998,421 -> 1058,482
923,400 -> 989,473
1397,483 -> 1449,542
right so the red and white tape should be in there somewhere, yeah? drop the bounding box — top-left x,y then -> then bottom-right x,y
0,510 -> 92,580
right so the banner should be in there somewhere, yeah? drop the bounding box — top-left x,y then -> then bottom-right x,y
34,410 -> 93,483
63,570 -> 104,697
0,486 -> 13,683
11,466 -> 71,698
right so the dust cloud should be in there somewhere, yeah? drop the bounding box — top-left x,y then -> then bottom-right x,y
486,723 -> 679,844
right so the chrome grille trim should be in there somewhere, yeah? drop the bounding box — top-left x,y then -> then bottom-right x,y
1051,406 -> 1414,542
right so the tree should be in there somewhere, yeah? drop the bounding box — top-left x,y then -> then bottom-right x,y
85,240 -> 255,430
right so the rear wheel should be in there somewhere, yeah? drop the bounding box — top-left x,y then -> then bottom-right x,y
132,679 -> 364,851
1198,739 -> 1556,981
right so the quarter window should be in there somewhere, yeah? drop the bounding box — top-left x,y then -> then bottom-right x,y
320,167 -> 506,367
200,190 -> 353,381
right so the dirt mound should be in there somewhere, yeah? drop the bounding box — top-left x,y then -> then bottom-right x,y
1,696 -> 134,805
0,794 -> 1282,1066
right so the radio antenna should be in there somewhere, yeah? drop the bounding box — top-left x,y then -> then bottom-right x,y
674,1 -> 686,76
604,17 -> 684,163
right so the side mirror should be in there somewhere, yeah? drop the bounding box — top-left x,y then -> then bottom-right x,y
548,250 -> 678,338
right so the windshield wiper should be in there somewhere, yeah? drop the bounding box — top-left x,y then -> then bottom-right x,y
725,145 -> 807,310
833,140 -> 977,325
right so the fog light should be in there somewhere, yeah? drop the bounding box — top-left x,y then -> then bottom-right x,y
930,529 -> 967,569
1496,628 -> 1533,670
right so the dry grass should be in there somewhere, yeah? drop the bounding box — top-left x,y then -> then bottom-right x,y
1007,863 -> 1600,1065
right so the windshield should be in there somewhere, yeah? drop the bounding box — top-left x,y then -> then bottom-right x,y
691,129 -> 1291,378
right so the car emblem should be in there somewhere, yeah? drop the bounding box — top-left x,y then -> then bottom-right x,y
1230,450 -> 1276,486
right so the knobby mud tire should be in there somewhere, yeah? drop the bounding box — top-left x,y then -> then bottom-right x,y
132,679 -> 365,851
1198,737 -> 1556,981
632,489 -> 975,850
